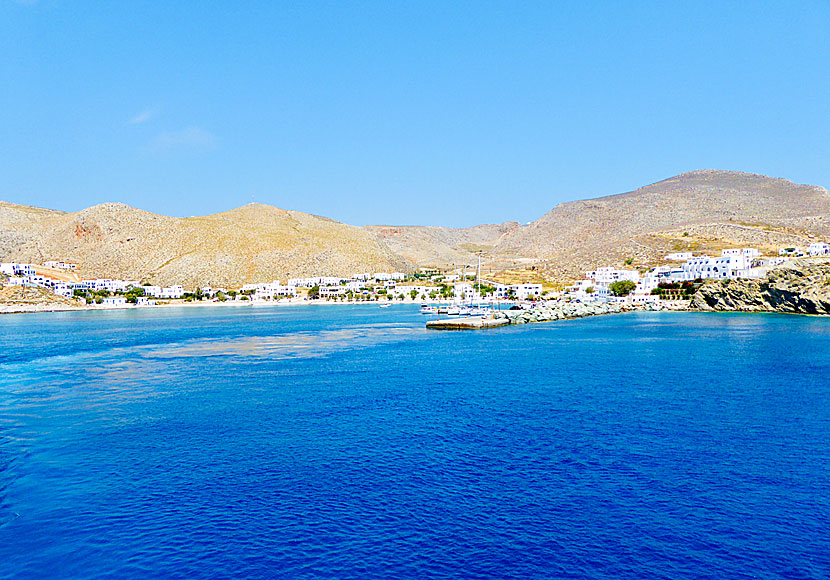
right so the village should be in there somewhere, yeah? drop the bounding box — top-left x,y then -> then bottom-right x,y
2,241 -> 829,311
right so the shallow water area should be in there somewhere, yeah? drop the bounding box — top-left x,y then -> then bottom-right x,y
0,305 -> 828,579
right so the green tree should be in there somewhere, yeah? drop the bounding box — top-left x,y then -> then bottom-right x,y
609,280 -> 636,296
308,285 -> 320,299
585,286 -> 594,294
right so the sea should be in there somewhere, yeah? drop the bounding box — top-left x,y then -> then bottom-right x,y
0,304 -> 828,579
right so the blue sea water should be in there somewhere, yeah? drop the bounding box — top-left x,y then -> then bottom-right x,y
0,304 -> 829,579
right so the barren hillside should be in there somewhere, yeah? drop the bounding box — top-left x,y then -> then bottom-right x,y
493,170 -> 830,279
364,222 -> 520,268
3,170 -> 829,287
0,202 -> 412,287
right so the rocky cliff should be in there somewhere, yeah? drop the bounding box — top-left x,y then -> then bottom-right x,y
691,258 -> 830,314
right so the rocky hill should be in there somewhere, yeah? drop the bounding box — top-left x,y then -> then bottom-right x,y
491,170 -> 830,279
692,258 -> 830,314
0,202 -> 411,287
3,170 -> 830,287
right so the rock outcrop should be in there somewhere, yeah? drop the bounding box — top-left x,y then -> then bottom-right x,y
0,285 -> 84,314
691,258 -> 830,314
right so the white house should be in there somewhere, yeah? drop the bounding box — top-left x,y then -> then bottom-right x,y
665,252 -> 693,261
585,267 -> 640,285
679,249 -> 760,281
159,285 -> 184,299
319,286 -> 345,297
101,296 -> 127,307
1,263 -> 36,277
808,242 -> 830,256
253,281 -> 294,300
43,261 -> 77,270
493,283 -> 542,300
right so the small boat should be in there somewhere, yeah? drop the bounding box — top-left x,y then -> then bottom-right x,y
379,303 -> 392,308
419,304 -> 437,314
446,306 -> 461,316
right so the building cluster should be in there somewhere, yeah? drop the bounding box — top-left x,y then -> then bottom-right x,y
240,272 -> 543,301
7,242 -> 827,308
570,244 -> 830,303
1,262 -> 184,305
1,262 -> 544,305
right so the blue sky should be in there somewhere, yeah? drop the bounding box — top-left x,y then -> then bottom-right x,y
2,1 -> 829,227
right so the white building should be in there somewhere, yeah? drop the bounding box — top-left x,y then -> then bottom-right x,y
0,263 -> 36,277
392,285 -> 440,298
665,252 -> 693,261
319,286 -> 346,297
159,285 -> 184,299
585,267 -> 640,285
43,261 -> 77,270
101,296 -> 127,307
808,242 -> 830,256
493,283 -> 543,300
252,281 -> 294,300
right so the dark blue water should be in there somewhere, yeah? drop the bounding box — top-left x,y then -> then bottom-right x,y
1,305 -> 828,579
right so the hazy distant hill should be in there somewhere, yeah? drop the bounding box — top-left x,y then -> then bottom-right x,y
490,170 -> 830,279
0,202 -> 411,287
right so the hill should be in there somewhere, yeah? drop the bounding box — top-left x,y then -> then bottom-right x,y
491,170 -> 830,279
0,202 -> 411,287
3,170 -> 830,287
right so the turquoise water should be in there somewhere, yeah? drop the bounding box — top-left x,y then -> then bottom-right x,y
1,305 -> 829,579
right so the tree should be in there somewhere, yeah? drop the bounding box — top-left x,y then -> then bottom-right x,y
585,286 -> 594,294
410,289 -> 418,300
609,280 -> 636,296
623,258 -> 633,266
308,285 -> 320,299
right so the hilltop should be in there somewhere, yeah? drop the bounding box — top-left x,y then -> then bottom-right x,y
0,202 -> 410,287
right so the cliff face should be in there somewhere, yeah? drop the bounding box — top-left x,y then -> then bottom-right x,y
692,258 -> 830,314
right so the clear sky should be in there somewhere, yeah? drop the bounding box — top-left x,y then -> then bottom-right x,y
2,1 -> 829,227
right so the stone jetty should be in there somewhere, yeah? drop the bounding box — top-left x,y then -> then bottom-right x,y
493,301 -> 626,324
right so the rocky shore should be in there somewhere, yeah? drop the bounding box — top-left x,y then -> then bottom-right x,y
692,258 -> 830,314
0,285 -> 86,314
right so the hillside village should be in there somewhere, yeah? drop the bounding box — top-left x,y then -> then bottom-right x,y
3,241 -> 829,311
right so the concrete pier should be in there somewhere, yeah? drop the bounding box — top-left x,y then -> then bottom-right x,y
426,317 -> 510,330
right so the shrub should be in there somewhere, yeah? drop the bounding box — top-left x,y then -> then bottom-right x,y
608,280 -> 636,296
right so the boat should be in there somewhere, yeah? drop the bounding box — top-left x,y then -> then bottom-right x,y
379,303 -> 392,308
446,306 -> 461,316
419,304 -> 437,314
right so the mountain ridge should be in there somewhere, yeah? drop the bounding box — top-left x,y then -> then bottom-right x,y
3,170 -> 830,286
